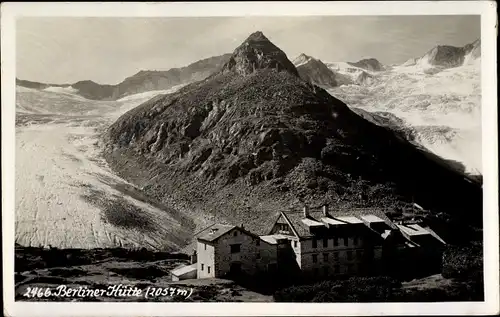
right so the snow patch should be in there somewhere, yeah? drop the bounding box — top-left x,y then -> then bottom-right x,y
43,86 -> 79,95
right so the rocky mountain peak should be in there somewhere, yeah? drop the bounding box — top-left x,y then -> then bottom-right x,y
220,31 -> 299,77
245,30 -> 268,42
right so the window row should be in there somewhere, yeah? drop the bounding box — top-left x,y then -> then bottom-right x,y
200,263 -> 211,274
311,236 -> 360,248
311,250 -> 364,263
313,263 -> 356,276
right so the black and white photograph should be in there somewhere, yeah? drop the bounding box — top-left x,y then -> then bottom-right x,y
2,2 -> 498,316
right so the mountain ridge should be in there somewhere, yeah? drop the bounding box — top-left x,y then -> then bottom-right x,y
16,53 -> 232,101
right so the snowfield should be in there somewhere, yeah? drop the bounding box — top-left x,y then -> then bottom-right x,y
15,85 -> 191,250
328,61 -> 482,175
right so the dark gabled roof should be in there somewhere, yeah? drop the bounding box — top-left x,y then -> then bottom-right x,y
280,207 -> 397,238
196,223 -> 236,242
196,222 -> 275,245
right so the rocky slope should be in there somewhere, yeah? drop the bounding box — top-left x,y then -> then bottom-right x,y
103,31 -> 482,236
16,54 -> 231,101
293,53 -> 338,88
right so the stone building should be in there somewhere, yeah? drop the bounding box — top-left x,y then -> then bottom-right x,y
173,205 -> 446,282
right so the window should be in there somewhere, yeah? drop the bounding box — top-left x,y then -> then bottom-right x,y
353,236 -> 358,246
347,250 -> 353,261
323,266 -> 329,276
256,252 -> 261,259
323,253 -> 329,262
268,263 -> 277,272
347,264 -> 354,273
233,231 -> 238,237
356,250 -> 363,259
312,254 -> 318,263
312,239 -> 317,248
293,241 -> 298,248
208,266 -> 211,274
323,238 -> 328,248
256,239 -> 260,246
201,263 -> 204,271
230,244 -> 241,253
334,265 -> 340,274
204,243 -> 207,250
334,252 -> 339,260
333,237 -> 338,246
343,237 -> 348,247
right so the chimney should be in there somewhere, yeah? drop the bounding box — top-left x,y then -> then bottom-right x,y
322,204 -> 329,217
303,205 -> 309,218
240,223 -> 244,230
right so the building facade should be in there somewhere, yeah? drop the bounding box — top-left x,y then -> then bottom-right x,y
190,205 -> 446,282
196,224 -> 278,279
261,206 -> 386,278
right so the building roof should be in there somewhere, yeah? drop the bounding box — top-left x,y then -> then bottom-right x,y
196,222 -> 275,245
301,218 -> 325,227
360,214 -> 386,223
336,216 -> 364,224
396,223 -> 431,236
171,264 -> 197,277
259,234 -> 291,245
196,223 -> 236,242
279,207 -> 395,238
320,217 -> 345,226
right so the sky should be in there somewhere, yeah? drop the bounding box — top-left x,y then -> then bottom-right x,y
16,15 -> 480,85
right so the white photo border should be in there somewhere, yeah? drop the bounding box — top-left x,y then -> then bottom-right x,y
1,1 -> 498,316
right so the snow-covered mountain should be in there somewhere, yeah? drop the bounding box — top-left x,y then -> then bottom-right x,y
292,53 -> 338,88
401,39 -> 481,73
327,40 -> 482,175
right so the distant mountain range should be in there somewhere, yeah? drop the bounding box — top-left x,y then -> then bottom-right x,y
16,54 -> 231,101
17,39 -> 479,101
292,54 -> 384,88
